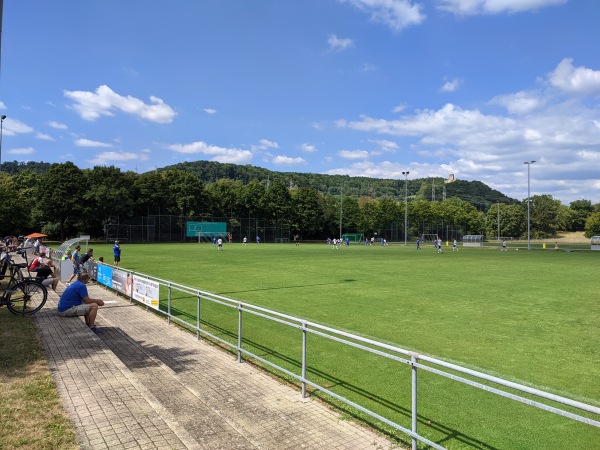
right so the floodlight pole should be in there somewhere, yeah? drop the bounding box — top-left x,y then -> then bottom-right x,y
497,202 -> 500,241
402,171 -> 409,246
339,186 -> 343,240
0,115 -> 6,172
524,160 -> 536,250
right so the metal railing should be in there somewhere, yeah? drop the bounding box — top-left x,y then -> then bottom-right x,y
98,266 -> 600,449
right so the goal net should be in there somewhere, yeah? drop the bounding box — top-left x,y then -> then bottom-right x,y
342,233 -> 364,243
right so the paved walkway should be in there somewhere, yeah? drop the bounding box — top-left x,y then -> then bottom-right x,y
34,280 -> 401,449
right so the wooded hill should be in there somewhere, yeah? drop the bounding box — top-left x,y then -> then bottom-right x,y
164,161 -> 519,210
1,159 -> 519,211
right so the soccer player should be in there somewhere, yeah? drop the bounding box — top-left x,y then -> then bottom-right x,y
113,241 -> 121,265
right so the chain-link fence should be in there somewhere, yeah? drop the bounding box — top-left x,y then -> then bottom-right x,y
104,215 -> 291,244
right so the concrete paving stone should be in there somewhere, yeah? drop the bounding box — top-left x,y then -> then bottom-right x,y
33,280 -> 401,450
88,437 -> 106,447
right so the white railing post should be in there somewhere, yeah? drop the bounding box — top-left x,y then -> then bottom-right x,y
196,293 -> 201,339
301,321 -> 307,398
237,303 -> 243,363
167,282 -> 171,324
412,354 -> 418,450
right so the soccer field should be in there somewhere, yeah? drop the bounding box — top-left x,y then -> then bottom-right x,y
91,241 -> 600,448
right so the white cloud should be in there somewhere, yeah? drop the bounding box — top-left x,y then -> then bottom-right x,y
440,78 -> 462,92
299,143 -> 317,152
435,0 -> 567,15
360,62 -> 377,73
392,103 -> 408,113
89,151 -> 146,165
256,139 -> 279,150
341,103 -> 516,142
8,147 -> 35,155
338,0 -> 426,32
335,67 -> 600,203
203,108 -> 217,114
36,133 -> 54,141
370,139 -> 399,151
0,101 -> 6,110
490,90 -> 546,115
48,120 -> 68,129
168,141 -> 253,164
75,138 -> 113,148
272,155 -> 306,166
1,118 -> 34,136
338,149 -> 370,159
548,58 -> 600,96
327,160 -> 417,180
64,85 -> 176,123
327,34 -> 354,52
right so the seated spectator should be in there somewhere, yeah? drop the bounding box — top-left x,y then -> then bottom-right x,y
29,253 -> 45,272
57,271 -> 105,334
36,259 -> 58,291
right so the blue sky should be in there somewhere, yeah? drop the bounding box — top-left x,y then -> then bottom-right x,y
1,0 -> 599,204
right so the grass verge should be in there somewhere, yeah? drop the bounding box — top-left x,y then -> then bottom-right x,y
0,308 -> 78,450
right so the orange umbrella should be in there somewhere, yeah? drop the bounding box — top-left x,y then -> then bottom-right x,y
25,232 -> 47,239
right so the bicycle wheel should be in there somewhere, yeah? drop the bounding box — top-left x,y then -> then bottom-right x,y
6,280 -> 48,315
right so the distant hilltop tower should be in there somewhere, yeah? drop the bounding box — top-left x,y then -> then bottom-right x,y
445,174 -> 456,184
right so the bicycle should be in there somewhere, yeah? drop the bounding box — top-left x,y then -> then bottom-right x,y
0,248 -> 48,315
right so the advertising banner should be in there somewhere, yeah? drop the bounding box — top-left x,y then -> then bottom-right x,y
97,264 -> 113,288
112,269 -> 129,294
95,265 -> 159,310
132,276 -> 160,310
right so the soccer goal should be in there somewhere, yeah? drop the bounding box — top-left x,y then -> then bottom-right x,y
342,233 -> 364,243
420,234 -> 439,242
591,236 -> 600,251
463,235 -> 485,247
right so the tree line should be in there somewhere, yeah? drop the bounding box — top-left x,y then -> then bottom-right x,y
1,160 -> 599,241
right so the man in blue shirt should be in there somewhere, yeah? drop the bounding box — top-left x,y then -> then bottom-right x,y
113,240 -> 121,266
57,271 -> 105,334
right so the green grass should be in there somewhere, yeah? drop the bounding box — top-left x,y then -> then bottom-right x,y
0,308 -> 78,449
91,241 -> 600,449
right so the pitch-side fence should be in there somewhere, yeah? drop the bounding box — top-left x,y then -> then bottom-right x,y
96,266 -> 600,450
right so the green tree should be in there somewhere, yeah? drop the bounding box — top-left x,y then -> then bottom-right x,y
375,198 -> 399,238
409,200 -> 434,236
358,198 -> 377,236
32,162 -> 85,239
584,212 -> 600,238
161,170 -> 206,216
264,182 -> 292,224
485,203 -> 525,239
204,178 -> 242,218
321,193 -> 343,238
239,180 -> 266,219
0,173 -> 26,235
291,187 -> 323,238
133,171 -> 173,216
81,166 -> 138,237
528,195 -> 563,237
568,199 -> 593,231
341,196 -> 362,235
